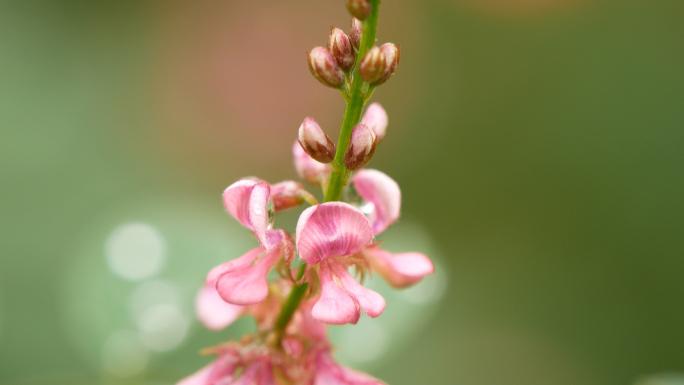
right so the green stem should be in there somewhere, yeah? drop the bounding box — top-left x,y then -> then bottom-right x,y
273,264 -> 308,339
273,0 -> 381,344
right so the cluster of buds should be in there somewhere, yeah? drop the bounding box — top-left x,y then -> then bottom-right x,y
181,2 -> 433,384
307,17 -> 400,93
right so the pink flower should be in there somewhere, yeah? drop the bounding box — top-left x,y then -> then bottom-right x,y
351,169 -> 435,288
208,231 -> 293,307
296,202 -> 385,324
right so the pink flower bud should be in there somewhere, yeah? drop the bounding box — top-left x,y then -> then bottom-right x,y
270,180 -> 306,213
346,0 -> 371,21
375,43 -> 401,85
298,117 -> 336,163
350,18 -> 362,50
328,27 -> 356,72
344,123 -> 377,170
307,47 -> 345,89
358,46 -> 385,84
360,103 -> 388,142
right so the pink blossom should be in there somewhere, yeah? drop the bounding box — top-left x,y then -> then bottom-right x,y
208,230 -> 293,306
351,169 -> 434,288
222,180 -> 277,250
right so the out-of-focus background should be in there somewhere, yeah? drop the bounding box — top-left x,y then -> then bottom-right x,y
2,0 -> 684,384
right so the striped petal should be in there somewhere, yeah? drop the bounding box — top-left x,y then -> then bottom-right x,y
296,202 -> 373,265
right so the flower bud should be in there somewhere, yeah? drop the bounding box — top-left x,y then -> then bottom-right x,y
346,0 -> 371,21
328,27 -> 356,72
270,180 -> 306,213
358,46 -> 385,84
344,124 -> 377,171
350,18 -> 362,50
298,117 -> 336,163
293,141 -> 332,185
307,47 -> 345,89
360,103 -> 388,142
374,43 -> 400,85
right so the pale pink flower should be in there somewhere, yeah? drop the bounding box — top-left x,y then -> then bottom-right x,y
352,169 -> 434,288
296,202 -> 385,324
207,230 -> 293,306
223,179 -> 278,250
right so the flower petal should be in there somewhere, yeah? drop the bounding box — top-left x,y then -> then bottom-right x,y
329,260 -> 386,318
223,180 -> 276,249
314,350 -> 387,385
206,246 -> 263,284
312,261 -> 360,325
352,170 -> 400,235
293,140 -> 332,185
365,247 -> 434,288
360,103 -> 388,142
196,284 -> 245,331
215,247 -> 281,306
296,202 -> 373,265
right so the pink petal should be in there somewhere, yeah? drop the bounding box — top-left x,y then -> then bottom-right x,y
248,182 -> 273,249
223,180 -> 275,249
215,248 -> 281,306
293,140 -> 332,185
314,350 -> 387,385
264,229 -> 294,263
329,260 -> 386,318
312,261 -> 360,325
365,247 -> 434,288
360,103 -> 388,142
352,169 -> 401,235
195,284 -> 244,331
296,202 -> 373,265
206,246 -> 263,284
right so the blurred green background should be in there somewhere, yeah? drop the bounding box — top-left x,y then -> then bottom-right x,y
2,0 -> 684,384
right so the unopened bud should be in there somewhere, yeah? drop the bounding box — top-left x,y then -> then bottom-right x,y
350,18 -> 362,50
328,27 -> 356,72
374,43 -> 400,85
293,141 -> 332,185
346,0 -> 371,20
358,46 -> 385,84
270,181 -> 306,213
298,117 -> 336,163
344,124 -> 377,170
307,47 -> 345,89
360,103 -> 388,142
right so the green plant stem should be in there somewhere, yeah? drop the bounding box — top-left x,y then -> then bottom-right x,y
273,0 -> 381,344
